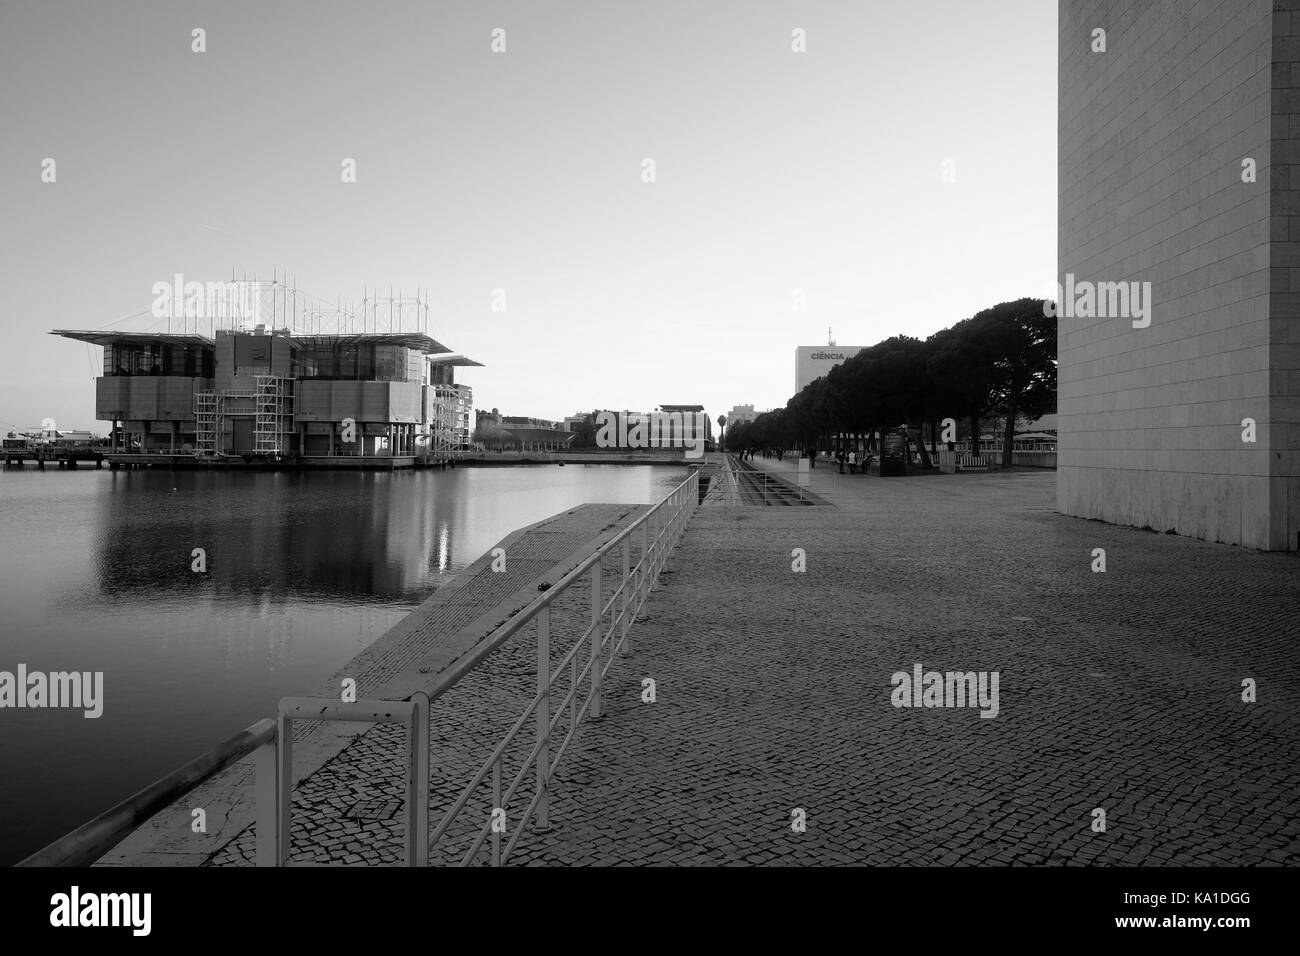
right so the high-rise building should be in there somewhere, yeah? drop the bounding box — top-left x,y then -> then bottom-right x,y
1058,0 -> 1298,550
794,345 -> 864,394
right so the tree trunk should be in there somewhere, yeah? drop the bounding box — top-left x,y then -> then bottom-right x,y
1002,398 -> 1017,468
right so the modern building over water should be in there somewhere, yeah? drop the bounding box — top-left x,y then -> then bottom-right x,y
52,285 -> 481,468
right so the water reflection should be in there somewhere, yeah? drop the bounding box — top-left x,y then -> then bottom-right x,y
0,463 -> 683,865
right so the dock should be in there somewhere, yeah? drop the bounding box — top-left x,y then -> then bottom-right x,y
1,444 -> 105,469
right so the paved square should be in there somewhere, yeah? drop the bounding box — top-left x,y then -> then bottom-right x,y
199,466 -> 1300,866
506,467 -> 1300,865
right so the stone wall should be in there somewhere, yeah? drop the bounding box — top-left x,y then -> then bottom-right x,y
1058,0 -> 1297,549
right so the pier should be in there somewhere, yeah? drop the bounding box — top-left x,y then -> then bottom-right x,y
1,444 -> 105,469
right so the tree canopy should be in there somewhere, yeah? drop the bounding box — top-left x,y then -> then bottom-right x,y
725,297 -> 1056,463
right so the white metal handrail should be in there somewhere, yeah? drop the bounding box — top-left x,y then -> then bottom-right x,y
419,468 -> 698,865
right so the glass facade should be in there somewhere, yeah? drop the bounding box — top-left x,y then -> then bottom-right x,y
104,342 -> 214,378
294,342 -> 416,381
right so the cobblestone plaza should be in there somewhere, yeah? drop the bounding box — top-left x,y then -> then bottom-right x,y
167,463 -> 1298,867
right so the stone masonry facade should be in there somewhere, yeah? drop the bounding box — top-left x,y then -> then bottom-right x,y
1058,0 -> 1299,550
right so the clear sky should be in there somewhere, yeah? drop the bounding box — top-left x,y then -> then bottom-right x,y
0,0 -> 1056,433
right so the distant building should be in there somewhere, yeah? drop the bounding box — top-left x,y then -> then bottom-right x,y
502,415 -> 562,430
795,345 -> 865,394
657,404 -> 713,447
726,404 -> 758,425
52,327 -> 481,463
587,405 -> 712,453
476,410 -> 575,450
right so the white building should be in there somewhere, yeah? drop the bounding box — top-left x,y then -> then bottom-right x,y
794,345 -> 865,394
726,404 -> 758,425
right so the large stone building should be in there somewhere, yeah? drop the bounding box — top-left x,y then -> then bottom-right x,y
1058,0 -> 1299,550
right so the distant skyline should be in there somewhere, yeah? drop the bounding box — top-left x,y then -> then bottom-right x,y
0,0 -> 1056,433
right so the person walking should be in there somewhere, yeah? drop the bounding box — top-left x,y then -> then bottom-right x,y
848,449 -> 857,475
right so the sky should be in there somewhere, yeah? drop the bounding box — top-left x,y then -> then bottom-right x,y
0,0 -> 1056,433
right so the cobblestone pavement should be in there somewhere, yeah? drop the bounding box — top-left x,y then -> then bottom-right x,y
216,465 -> 1300,866
504,466 -> 1300,866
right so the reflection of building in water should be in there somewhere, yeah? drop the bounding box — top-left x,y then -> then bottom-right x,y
89,472 -> 452,604
52,286 -> 481,466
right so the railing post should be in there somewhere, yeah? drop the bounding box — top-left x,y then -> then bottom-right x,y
590,555 -> 602,719
410,691 -> 430,867
535,606 -> 551,829
639,517 -> 650,608
276,709 -> 292,867
620,536 -> 632,656
648,509 -> 658,589
255,738 -> 278,867
655,505 -> 664,577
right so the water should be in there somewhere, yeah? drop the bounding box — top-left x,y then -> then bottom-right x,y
0,464 -> 685,865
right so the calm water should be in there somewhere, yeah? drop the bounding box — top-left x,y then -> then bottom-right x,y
0,464 -> 684,865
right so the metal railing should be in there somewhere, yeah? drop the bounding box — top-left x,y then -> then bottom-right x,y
416,467 -> 698,865
727,456 -> 815,505
20,469 -> 699,868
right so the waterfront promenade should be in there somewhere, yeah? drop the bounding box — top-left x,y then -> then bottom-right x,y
504,461 -> 1300,866
101,460 -> 1300,866
95,501 -> 652,865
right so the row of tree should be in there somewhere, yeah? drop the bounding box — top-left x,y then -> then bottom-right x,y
724,297 -> 1056,467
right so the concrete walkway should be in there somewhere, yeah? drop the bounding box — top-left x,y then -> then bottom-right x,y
501,463 -> 1299,865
